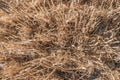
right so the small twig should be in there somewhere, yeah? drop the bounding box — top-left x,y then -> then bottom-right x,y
45,68 -> 56,80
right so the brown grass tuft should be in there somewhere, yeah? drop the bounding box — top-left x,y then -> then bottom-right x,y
0,0 -> 120,80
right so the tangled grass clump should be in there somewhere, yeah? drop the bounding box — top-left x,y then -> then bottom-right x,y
0,0 -> 120,80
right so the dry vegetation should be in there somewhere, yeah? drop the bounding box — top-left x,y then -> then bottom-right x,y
0,0 -> 120,80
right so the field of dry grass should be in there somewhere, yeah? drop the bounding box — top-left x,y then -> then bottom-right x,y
0,0 -> 120,80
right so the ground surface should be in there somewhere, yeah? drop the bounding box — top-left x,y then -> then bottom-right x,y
0,0 -> 120,80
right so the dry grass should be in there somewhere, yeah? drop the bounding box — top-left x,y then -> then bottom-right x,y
0,0 -> 120,80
